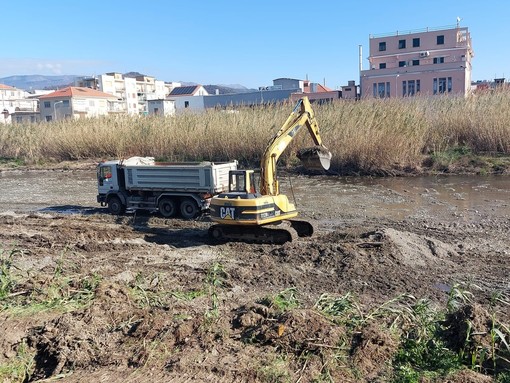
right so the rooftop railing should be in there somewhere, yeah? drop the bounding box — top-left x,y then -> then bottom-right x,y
370,25 -> 466,39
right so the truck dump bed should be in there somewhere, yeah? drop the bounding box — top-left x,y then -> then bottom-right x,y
121,158 -> 237,193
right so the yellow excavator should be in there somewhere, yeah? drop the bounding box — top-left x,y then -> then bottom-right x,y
208,96 -> 332,244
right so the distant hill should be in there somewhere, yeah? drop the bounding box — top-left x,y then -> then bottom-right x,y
0,74 -> 255,94
0,75 -> 81,90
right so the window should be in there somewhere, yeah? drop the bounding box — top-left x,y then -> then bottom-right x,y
379,41 -> 386,51
184,101 -> 189,108
16,116 -> 23,123
379,63 -> 386,69
433,77 -> 452,94
373,82 -> 391,98
438,78 -> 447,93
413,38 -> 420,47
45,115 -> 52,121
63,100 -> 70,106
402,80 -> 421,96
399,61 -> 406,67
398,39 -> 406,49
412,59 -> 420,66
437,35 -> 444,45
44,101 -> 51,108
408,80 -> 416,96
433,57 -> 445,64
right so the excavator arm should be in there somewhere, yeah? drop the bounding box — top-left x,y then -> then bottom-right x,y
259,96 -> 331,196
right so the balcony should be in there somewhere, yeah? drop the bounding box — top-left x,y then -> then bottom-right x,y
361,60 -> 470,79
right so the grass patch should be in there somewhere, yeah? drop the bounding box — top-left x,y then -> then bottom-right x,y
1,246 -> 101,315
258,287 -> 300,314
0,340 -> 35,383
204,262 -> 227,322
0,157 -> 25,168
310,286 -> 510,381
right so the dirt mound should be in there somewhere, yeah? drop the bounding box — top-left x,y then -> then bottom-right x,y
351,322 -> 398,381
380,228 -> 457,267
234,306 -> 343,353
443,369 -> 494,383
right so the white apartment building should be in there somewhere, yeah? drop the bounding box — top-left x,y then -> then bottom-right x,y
97,73 -> 179,115
39,87 -> 119,121
0,84 -> 39,124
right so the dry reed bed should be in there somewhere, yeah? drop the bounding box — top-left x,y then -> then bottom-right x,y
1,90 -> 510,173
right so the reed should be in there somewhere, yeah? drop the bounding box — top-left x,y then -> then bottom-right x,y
2,89 -> 510,174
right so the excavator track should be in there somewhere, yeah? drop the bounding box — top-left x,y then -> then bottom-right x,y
208,221 -> 300,245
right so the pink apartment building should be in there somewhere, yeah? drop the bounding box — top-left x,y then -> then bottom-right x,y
360,25 -> 474,98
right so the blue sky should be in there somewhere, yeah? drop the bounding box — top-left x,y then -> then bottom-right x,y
1,1 -> 508,88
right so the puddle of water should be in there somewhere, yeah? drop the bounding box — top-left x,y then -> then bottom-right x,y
1,170 -> 509,225
284,174 -> 510,224
0,170 -> 98,211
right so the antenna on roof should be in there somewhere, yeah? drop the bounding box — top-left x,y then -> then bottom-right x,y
456,16 -> 462,27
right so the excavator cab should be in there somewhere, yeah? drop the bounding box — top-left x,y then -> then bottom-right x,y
227,170 -> 259,196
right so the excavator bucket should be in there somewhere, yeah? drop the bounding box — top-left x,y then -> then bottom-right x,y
297,146 -> 332,172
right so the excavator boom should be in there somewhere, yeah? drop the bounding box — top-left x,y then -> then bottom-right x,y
260,97 -> 331,196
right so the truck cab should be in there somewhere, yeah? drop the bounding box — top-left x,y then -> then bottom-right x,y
96,161 -> 125,214
97,161 -> 120,195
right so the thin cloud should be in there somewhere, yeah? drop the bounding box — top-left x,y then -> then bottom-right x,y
0,58 -> 114,77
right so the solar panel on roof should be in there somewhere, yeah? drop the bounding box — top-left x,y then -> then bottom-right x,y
169,86 -> 197,95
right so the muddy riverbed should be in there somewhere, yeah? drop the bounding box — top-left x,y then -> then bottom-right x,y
0,167 -> 509,382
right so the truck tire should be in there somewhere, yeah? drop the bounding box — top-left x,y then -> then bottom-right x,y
180,198 -> 199,219
108,196 -> 125,215
158,198 -> 177,218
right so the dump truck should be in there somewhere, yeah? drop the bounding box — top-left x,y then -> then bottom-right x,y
97,157 -> 237,219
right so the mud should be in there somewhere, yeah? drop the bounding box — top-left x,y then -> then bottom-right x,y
0,168 -> 509,382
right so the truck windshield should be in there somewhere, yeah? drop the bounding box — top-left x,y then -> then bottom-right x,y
99,166 -> 112,182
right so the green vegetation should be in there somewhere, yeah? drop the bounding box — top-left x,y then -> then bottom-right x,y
0,340 -> 34,383
259,287 -> 300,313
1,246 -> 100,315
312,286 -> 510,382
204,262 -> 227,321
0,157 -> 25,168
0,248 -> 21,300
2,90 -> 510,174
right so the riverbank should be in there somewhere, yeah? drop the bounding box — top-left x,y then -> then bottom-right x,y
2,90 -> 510,176
2,150 -> 510,177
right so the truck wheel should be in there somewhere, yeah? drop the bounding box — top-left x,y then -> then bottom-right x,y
158,198 -> 177,218
180,198 -> 199,219
108,196 -> 125,215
